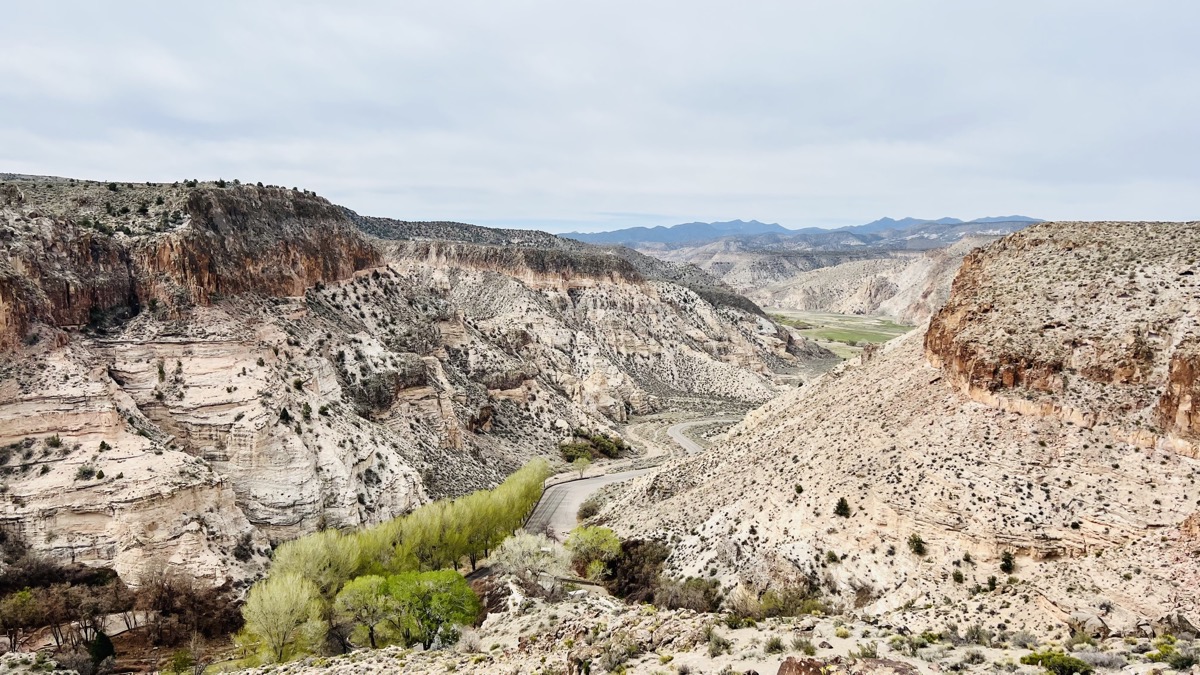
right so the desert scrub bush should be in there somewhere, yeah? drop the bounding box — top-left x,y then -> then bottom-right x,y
765,635 -> 784,654
1000,550 -> 1016,573
961,650 -> 986,665
834,497 -> 851,517
1144,635 -> 1175,661
577,496 -> 602,521
964,623 -> 995,647
890,634 -> 930,656
907,533 -> 927,556
1166,649 -> 1198,671
707,630 -> 732,657
1011,630 -> 1039,649
1146,635 -> 1196,668
849,641 -> 879,658
1020,650 -> 1094,675
1066,632 -> 1096,651
75,465 -> 97,480
656,576 -> 721,612
793,636 -> 817,655
836,626 -> 851,639
1074,651 -> 1126,670
759,584 -> 830,617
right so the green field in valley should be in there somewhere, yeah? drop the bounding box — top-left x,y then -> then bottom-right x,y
768,309 -> 914,359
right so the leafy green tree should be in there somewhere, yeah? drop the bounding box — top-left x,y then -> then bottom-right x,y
1000,550 -> 1015,574
564,526 -> 621,569
386,571 -> 479,649
0,589 -> 41,651
333,575 -> 395,649
573,456 -> 591,479
457,490 -> 501,571
271,530 -> 360,598
241,573 -> 318,663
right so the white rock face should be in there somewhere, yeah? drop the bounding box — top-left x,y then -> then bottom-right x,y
0,184 -> 829,586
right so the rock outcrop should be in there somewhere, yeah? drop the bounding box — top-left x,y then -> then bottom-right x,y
926,222 -> 1200,457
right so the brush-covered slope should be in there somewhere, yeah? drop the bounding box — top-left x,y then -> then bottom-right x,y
0,176 -> 828,587
608,221 -> 1200,635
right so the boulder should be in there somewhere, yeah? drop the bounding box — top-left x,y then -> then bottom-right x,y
1069,612 -> 1111,639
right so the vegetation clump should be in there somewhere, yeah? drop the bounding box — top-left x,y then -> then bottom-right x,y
1020,650 -> 1094,675
559,429 -> 629,462
239,459 -> 549,663
565,526 -> 621,580
907,533 -> 927,556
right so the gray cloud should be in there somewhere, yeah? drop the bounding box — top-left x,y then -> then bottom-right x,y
1,1 -> 1196,231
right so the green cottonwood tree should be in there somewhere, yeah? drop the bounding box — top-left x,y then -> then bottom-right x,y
270,529 -> 361,598
333,575 -> 395,649
564,526 -> 621,568
241,573 -> 318,662
386,570 -> 480,650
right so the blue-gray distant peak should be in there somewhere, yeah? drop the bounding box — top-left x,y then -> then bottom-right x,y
970,215 -> 1044,224
563,215 -> 1042,250
565,219 -> 789,245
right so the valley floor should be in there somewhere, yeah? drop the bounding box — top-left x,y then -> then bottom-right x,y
768,309 -> 914,359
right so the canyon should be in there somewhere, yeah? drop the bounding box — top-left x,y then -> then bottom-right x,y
0,176 -> 830,588
2,177 -> 1198,674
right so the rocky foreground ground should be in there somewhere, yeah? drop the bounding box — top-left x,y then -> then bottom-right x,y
222,585 -> 1200,674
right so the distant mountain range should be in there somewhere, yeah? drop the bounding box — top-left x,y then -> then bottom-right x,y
564,219 -> 790,245
564,216 -> 1043,248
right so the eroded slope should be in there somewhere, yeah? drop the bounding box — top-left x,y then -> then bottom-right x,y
608,221 -> 1200,634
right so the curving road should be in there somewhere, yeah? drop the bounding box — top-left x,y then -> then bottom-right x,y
524,417 -> 736,538
666,418 -> 736,455
524,468 -> 653,538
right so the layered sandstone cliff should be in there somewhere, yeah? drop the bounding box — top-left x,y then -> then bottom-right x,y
0,176 -> 828,587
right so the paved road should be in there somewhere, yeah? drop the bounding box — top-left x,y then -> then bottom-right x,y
524,416 -> 739,538
666,418 -> 740,455
524,468 -> 654,538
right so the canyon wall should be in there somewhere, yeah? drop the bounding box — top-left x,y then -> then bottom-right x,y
0,176 -> 827,587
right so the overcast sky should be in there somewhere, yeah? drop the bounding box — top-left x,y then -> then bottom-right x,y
2,2 -> 1197,232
